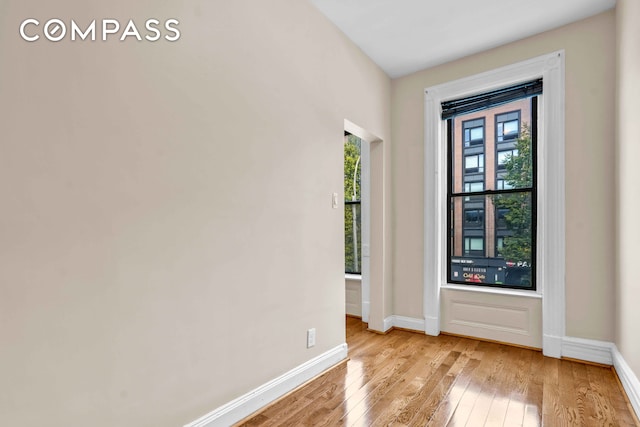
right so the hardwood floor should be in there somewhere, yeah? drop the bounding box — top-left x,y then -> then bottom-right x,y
236,317 -> 639,426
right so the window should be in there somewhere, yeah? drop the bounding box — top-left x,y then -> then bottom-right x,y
464,182 -> 484,201
497,112 -> 520,142
497,149 -> 518,170
465,127 -> 483,145
463,119 -> 484,147
496,208 -> 509,229
344,133 -> 361,274
464,237 -> 484,256
425,51 -> 565,351
465,154 -> 484,173
496,237 -> 504,257
464,181 -> 484,193
496,179 -> 513,190
464,208 -> 484,228
444,80 -> 539,290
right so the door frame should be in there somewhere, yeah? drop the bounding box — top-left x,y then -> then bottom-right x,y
345,119 -> 383,325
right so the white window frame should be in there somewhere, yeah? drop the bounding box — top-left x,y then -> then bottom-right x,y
423,51 -> 565,358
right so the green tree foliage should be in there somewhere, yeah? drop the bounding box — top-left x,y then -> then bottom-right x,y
344,135 -> 361,273
494,124 -> 533,267
344,135 -> 361,200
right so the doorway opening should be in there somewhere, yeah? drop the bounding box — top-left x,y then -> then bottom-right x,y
344,131 -> 366,320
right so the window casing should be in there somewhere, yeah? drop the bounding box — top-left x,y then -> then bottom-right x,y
424,51 -> 566,355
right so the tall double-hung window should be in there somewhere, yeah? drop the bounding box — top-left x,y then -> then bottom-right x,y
443,79 -> 541,290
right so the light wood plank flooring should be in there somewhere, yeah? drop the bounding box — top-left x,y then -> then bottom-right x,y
236,317 -> 639,426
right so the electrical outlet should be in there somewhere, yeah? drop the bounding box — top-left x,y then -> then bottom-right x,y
307,328 -> 316,348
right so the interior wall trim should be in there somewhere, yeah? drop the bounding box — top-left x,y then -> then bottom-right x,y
184,344 -> 348,427
383,315 -> 426,333
561,336 -> 613,365
612,345 -> 640,420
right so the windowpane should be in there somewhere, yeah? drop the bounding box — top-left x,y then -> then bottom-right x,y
470,127 -> 483,141
464,208 -> 484,227
496,179 -> 513,190
464,181 -> 484,193
465,237 -> 483,251
344,202 -> 361,274
495,145 -> 531,189
447,95 -> 536,290
465,155 -> 478,169
465,154 -> 484,173
497,113 -> 520,142
493,192 -> 533,287
344,134 -> 362,274
465,126 -> 484,147
497,149 -> 518,170
450,193 -> 533,287
503,120 -> 518,137
496,208 -> 509,229
344,134 -> 361,201
497,150 -> 509,165
463,119 -> 484,147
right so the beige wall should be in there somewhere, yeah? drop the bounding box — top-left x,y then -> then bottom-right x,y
616,0 -> 640,377
391,11 -> 616,341
0,1 -> 390,425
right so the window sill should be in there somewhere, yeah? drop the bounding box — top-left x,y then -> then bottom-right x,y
441,283 -> 541,299
345,274 -> 362,281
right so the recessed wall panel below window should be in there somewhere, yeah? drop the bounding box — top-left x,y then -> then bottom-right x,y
440,288 -> 542,348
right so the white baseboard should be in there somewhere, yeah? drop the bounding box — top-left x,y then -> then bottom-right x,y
559,338 -> 639,420
382,315 -> 426,333
382,316 -> 394,333
395,315 -> 426,332
612,345 -> 640,420
561,336 -> 613,365
543,334 -> 563,358
425,316 -> 440,336
184,344 -> 348,427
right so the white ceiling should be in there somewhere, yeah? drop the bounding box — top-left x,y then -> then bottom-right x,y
309,0 -> 616,78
